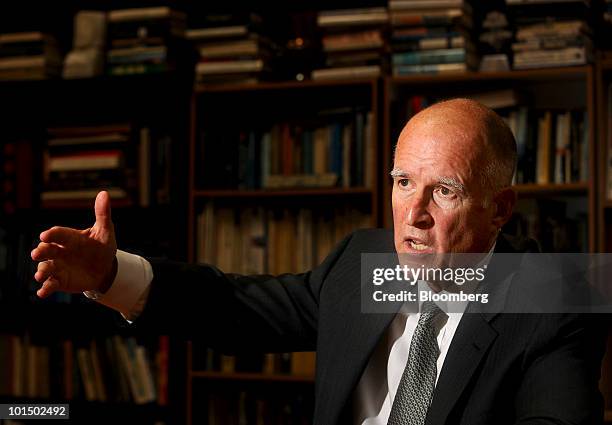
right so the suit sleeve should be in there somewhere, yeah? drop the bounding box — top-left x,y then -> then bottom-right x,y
513,314 -> 607,425
128,232 -> 354,354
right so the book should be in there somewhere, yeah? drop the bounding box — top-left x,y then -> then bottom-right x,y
48,150 -> 123,172
536,111 -> 553,184
392,48 -> 466,65
311,64 -> 381,80
317,8 -> 389,28
108,6 -> 185,23
393,62 -> 466,75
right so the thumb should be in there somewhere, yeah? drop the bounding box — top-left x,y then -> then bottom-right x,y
94,191 -> 113,229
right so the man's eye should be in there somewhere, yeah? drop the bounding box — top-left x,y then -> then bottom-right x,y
438,186 -> 454,197
398,179 -> 409,187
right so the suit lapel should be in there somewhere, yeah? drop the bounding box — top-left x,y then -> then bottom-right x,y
425,312 -> 498,425
315,230 -> 401,424
425,234 -> 532,425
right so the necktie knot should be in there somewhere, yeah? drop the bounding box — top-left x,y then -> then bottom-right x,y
419,301 -> 443,325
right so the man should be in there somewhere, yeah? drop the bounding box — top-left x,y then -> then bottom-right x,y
31,99 -> 605,424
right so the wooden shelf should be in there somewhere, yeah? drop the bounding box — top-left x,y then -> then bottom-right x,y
193,188 -> 372,198
390,66 -> 589,85
513,182 -> 589,196
189,371 -> 314,383
195,78 -> 376,93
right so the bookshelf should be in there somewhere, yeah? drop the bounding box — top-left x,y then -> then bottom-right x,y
382,66 -> 597,253
185,77 -> 380,424
0,66 -> 191,424
596,53 -> 612,253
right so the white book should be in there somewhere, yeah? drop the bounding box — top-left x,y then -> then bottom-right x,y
134,346 -> 156,403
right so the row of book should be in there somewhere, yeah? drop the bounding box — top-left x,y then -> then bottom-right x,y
397,93 -> 589,186
0,334 -> 169,405
42,123 -> 172,207
193,345 -> 315,377
0,6 -> 187,80
505,198 -> 588,253
199,111 -> 374,190
0,2 -> 607,83
196,205 -> 371,275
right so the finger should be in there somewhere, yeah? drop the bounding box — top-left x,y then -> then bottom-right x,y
40,226 -> 81,246
94,191 -> 113,229
36,277 -> 60,298
35,260 -> 56,283
31,242 -> 64,261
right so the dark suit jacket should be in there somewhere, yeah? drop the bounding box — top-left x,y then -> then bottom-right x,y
132,229 -> 607,425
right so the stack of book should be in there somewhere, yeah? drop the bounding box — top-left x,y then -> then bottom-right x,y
508,0 -> 593,69
313,7 -> 388,81
42,124 -> 133,205
106,6 -> 186,76
468,1 -> 513,71
389,0 -> 472,76
0,32 -> 61,80
187,14 -> 271,85
199,110 -> 374,190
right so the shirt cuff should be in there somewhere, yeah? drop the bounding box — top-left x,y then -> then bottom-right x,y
83,249 -> 153,321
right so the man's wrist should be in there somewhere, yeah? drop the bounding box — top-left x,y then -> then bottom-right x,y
99,256 -> 118,294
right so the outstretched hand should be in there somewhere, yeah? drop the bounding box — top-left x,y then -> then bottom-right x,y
31,191 -> 118,298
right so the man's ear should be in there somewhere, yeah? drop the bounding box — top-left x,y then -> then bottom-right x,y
491,187 -> 517,229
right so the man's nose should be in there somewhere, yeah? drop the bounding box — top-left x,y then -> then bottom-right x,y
404,192 -> 433,228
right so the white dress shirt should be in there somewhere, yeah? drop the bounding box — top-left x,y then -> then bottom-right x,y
85,245 -> 494,424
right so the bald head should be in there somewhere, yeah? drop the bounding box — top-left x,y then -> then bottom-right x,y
397,98 -> 517,195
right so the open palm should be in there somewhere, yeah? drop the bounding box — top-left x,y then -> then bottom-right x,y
31,191 -> 118,297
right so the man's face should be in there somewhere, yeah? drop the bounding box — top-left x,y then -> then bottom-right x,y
392,109 -> 498,255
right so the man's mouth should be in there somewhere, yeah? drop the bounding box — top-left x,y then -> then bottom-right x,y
406,238 -> 429,251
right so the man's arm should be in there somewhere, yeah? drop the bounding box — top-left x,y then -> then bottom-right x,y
128,230 -> 352,354
514,314 -> 607,425
32,190 -> 354,353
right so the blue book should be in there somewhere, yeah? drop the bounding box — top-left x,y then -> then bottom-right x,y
392,48 -> 465,66
330,124 -> 343,182
355,112 -> 364,187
